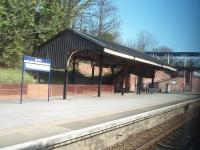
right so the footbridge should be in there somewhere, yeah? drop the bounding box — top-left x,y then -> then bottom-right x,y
146,52 -> 200,71
146,52 -> 200,91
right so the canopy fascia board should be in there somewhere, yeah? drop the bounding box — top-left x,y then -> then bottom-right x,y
104,48 -> 177,71
162,65 -> 177,71
134,57 -> 161,67
104,48 -> 161,67
104,48 -> 135,60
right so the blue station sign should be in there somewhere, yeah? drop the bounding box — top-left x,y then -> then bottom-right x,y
20,55 -> 51,103
23,56 -> 51,72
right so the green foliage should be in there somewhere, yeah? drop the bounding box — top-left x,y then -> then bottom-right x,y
0,68 -> 35,83
0,0 -> 93,68
33,0 -> 93,47
0,0 -> 36,67
100,32 -> 119,42
0,0 -> 120,69
34,1 -> 65,46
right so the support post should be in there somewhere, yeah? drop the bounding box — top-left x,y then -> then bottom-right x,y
111,66 -> 115,85
71,58 -> 76,83
92,64 -> 94,81
63,68 -> 68,99
136,76 -> 139,94
63,50 -> 80,99
138,74 -> 142,94
151,77 -> 155,94
166,83 -> 169,93
121,69 -> 125,95
136,76 -> 140,94
48,70 -> 51,102
151,70 -> 155,94
20,56 -> 25,104
98,52 -> 103,97
111,67 -> 114,78
183,69 -> 186,89
38,73 -> 41,83
37,72 -> 40,83
137,67 -> 142,94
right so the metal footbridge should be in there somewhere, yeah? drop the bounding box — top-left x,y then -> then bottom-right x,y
146,52 -> 200,71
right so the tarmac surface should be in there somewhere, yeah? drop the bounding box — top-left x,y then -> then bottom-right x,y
0,93 -> 200,148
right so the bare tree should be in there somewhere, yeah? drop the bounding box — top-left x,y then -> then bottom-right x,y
133,30 -> 159,51
125,39 -> 137,49
76,0 -> 120,42
61,0 -> 93,29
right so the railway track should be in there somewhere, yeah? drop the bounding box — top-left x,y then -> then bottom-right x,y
105,110 -> 200,150
135,122 -> 184,150
152,127 -> 185,150
138,117 -> 200,150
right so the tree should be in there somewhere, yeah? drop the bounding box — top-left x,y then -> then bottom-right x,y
77,0 -> 120,42
125,39 -> 137,49
0,0 -> 36,68
0,0 -> 121,68
0,0 -> 93,68
34,0 -> 93,47
132,30 -> 159,52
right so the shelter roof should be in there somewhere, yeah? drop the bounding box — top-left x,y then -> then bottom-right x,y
36,28 -> 176,72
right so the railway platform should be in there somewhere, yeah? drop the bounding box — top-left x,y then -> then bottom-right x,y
0,93 -> 200,149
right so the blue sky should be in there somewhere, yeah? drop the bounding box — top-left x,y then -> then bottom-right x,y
115,0 -> 200,52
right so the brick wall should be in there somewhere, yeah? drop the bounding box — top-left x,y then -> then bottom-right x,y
154,71 -> 171,81
192,76 -> 200,92
154,77 -> 185,93
0,84 -> 114,100
128,71 -> 200,93
78,62 -> 110,76
72,63 -> 200,93
0,84 -> 27,99
129,71 -> 171,92
143,71 -> 171,84
129,75 -> 137,91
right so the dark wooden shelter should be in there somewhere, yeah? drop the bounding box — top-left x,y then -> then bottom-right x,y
35,28 -> 177,99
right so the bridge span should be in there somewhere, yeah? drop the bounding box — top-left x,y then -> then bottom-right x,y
146,52 -> 200,71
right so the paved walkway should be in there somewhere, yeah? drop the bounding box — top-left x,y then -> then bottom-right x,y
0,93 -> 200,148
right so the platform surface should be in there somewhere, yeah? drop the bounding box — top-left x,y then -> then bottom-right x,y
0,93 -> 200,148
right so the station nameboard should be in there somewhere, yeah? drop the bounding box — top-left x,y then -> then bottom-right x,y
24,56 -> 50,72
20,55 -> 51,104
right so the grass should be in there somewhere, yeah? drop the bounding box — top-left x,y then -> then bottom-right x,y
39,70 -> 112,84
0,68 -> 35,83
0,68 -> 112,84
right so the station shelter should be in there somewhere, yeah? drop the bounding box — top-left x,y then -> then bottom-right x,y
35,28 -> 177,99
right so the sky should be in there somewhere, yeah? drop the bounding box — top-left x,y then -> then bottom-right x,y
115,0 -> 200,52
